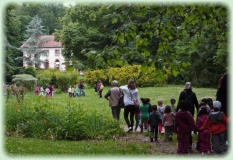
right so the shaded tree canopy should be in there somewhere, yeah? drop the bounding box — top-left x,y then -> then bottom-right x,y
4,3 -> 228,87
55,4 -> 228,87
4,3 -> 66,82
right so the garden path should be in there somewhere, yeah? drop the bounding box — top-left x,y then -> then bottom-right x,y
119,125 -> 199,155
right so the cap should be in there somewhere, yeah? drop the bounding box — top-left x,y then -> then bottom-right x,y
213,101 -> 222,109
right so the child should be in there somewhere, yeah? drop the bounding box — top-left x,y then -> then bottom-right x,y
134,106 -> 141,132
174,100 -> 195,154
195,105 -> 211,154
200,101 -> 228,154
68,86 -> 72,97
98,80 -> 103,98
71,86 -> 75,97
148,105 -> 162,142
163,105 -> 175,141
139,98 -> 150,133
170,98 -> 176,113
201,98 -> 211,113
51,85 -> 55,96
45,87 -> 50,97
75,86 -> 79,97
35,86 -> 39,95
39,86 -> 44,96
157,99 -> 165,133
206,97 -> 214,112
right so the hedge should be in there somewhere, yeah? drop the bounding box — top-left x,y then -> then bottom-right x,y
84,65 -> 168,87
36,69 -> 80,91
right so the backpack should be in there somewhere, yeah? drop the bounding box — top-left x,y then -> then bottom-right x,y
100,84 -> 104,90
119,88 -> 124,108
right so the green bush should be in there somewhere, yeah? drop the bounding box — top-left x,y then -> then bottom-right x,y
24,66 -> 36,77
11,74 -> 37,90
36,70 -> 80,91
85,65 -> 168,87
84,69 -> 108,86
6,100 -> 124,140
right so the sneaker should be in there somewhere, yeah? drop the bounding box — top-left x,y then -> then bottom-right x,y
150,138 -> 153,142
127,127 -> 133,132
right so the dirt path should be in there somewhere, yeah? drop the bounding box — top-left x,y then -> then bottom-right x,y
118,125 -> 199,155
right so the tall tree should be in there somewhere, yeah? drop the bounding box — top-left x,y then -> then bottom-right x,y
21,15 -> 46,67
4,4 -> 28,82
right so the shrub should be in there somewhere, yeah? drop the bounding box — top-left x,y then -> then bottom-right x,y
11,74 -> 37,90
56,72 -> 79,91
36,70 -> 80,91
85,65 -> 168,87
24,66 -> 36,77
84,69 -> 108,86
5,100 -> 124,140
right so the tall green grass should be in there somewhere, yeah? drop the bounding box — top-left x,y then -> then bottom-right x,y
5,85 -> 217,140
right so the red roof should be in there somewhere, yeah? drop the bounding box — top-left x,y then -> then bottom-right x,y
21,35 -> 62,48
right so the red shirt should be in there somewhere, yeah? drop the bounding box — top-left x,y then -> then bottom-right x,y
201,113 -> 228,134
98,82 -> 103,91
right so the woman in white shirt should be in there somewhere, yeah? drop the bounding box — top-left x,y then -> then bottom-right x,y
120,80 -> 140,132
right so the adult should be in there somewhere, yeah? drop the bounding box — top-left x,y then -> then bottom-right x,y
104,80 -> 121,122
216,74 -> 228,142
176,82 -> 199,151
120,80 -> 140,132
216,74 -> 227,116
78,81 -> 85,96
176,82 -> 199,116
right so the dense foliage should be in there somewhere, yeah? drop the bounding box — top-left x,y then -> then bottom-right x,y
4,3 -> 65,82
84,65 -> 167,87
36,69 -> 81,91
55,4 -> 228,87
6,97 -> 124,140
12,74 -> 37,90
4,3 -> 228,87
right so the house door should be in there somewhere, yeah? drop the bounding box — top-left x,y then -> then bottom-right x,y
55,59 -> 60,69
44,60 -> 49,69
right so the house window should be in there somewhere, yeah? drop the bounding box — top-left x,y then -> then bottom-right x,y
44,50 -> 49,57
55,49 -> 60,57
55,59 -> 60,69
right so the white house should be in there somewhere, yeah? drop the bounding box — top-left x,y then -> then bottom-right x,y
21,35 -> 66,71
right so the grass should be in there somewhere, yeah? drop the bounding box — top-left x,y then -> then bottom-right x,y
4,137 -> 152,155
4,85 -> 217,155
5,85 -> 217,124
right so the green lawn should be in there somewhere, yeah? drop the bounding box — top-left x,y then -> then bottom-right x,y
5,137 -> 152,155
4,85 -> 217,155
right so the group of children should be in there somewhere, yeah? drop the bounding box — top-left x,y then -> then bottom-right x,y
35,85 -> 55,97
136,97 -> 228,154
68,81 -> 85,97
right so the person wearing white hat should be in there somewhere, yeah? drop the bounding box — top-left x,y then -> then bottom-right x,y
200,101 -> 228,154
